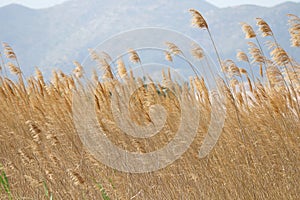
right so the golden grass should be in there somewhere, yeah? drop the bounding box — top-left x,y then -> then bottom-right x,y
0,10 -> 299,199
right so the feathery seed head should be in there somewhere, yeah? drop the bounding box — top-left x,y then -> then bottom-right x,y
287,14 -> 300,47
240,22 -> 256,39
223,59 -> 241,77
165,42 -> 182,55
7,62 -> 21,75
189,9 -> 208,29
88,49 -> 101,61
35,67 -> 44,83
236,50 -> 249,63
117,59 -> 127,78
256,18 -> 273,37
73,61 -> 84,78
191,43 -> 205,60
164,51 -> 173,62
270,46 -> 290,66
2,42 -> 17,59
248,42 -> 265,64
128,48 -> 141,64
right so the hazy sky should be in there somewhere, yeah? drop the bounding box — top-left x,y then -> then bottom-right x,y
207,0 -> 300,7
0,0 -> 68,8
0,0 -> 299,9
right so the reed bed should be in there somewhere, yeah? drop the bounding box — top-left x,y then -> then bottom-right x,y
0,10 -> 299,200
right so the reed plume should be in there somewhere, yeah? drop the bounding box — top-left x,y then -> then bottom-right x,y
164,51 -> 173,62
0,11 -> 299,200
189,9 -> 226,85
237,50 -> 255,82
128,48 -> 145,76
7,62 -> 21,75
287,14 -> 300,47
256,18 -> 273,37
117,59 -> 127,78
128,48 -> 141,64
191,43 -> 205,60
73,61 -> 84,78
165,42 -> 182,55
189,9 -> 208,29
2,42 -> 17,59
240,22 -> 256,39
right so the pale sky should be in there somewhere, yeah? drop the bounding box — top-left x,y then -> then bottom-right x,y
0,0 -> 68,8
0,0 -> 299,9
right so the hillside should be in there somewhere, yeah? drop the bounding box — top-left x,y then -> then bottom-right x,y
0,0 -> 299,76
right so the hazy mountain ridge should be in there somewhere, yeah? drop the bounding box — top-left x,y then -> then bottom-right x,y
0,0 -> 299,76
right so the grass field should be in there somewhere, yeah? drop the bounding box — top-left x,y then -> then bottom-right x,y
0,10 -> 299,199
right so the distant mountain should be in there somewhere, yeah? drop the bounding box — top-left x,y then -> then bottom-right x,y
0,0 -> 299,77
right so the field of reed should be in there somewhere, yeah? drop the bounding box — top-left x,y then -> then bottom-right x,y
0,9 -> 299,199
